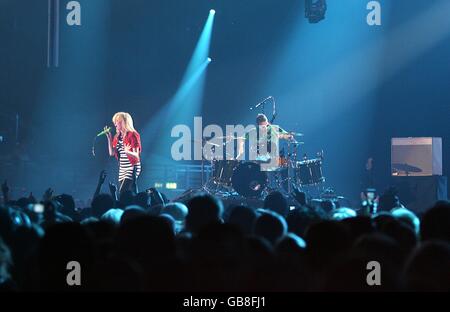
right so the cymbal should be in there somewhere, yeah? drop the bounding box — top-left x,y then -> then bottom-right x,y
205,141 -> 221,147
214,135 -> 246,140
392,163 -> 422,173
190,139 -> 220,147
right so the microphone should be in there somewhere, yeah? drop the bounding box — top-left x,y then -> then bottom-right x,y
97,127 -> 111,137
250,96 -> 273,110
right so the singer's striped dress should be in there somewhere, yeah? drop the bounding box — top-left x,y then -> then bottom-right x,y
117,134 -> 141,182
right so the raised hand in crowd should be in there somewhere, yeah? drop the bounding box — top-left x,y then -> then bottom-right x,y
43,188 -> 54,202
94,170 -> 107,199
109,181 -> 118,203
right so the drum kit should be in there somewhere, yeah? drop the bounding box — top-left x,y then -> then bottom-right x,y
201,132 -> 326,199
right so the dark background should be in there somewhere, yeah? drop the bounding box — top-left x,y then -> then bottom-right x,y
0,0 -> 449,202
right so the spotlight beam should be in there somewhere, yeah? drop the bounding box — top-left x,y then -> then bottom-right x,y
141,10 -> 216,168
182,9 -> 215,84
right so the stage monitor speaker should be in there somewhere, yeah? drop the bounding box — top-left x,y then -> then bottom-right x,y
392,176 -> 448,214
391,137 -> 442,176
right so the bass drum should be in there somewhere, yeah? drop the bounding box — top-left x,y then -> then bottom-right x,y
232,162 -> 268,198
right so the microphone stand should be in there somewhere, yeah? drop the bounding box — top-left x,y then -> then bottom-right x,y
270,97 -> 276,123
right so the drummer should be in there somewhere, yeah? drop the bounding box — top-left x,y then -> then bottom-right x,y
236,113 -> 293,163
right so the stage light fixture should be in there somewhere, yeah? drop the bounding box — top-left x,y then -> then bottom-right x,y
210,9 -> 216,15
305,0 -> 327,23
207,57 -> 212,63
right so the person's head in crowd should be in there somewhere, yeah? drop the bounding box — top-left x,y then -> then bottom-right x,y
120,205 -> 147,225
0,236 -> 13,288
380,218 -> 417,258
160,192 -> 169,205
161,202 -> 188,234
253,210 -> 287,246
228,205 -> 257,235
135,191 -> 151,210
147,188 -> 166,214
245,235 -> 274,261
241,235 -> 276,291
0,207 -> 15,245
148,188 -> 168,205
41,200 -> 72,227
330,207 -> 357,221
186,193 -> 224,235
80,217 -> 99,225
10,223 -> 44,290
75,199 -> 86,210
420,200 -> 450,243
14,222 -> 45,252
320,200 -> 336,214
9,208 -> 32,229
116,215 -> 176,290
159,214 -> 176,234
91,194 -> 114,219
277,232 -> 307,251
55,194 -> 77,220
264,191 -> 289,217
193,223 -> 245,264
340,216 -> 374,243
286,205 -> 326,237
189,223 -> 246,291
78,206 -> 93,221
118,190 -> 135,209
254,208 -> 267,216
404,240 -> 450,291
275,232 -> 309,291
353,233 -> 404,268
0,206 -> 13,234
391,207 -> 420,236
372,211 -> 396,230
101,208 -> 124,225
41,201 -> 57,225
23,203 -> 42,224
15,197 -> 34,209
292,186 -> 307,206
305,220 -> 351,270
82,220 -> 116,245
378,187 -> 401,212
